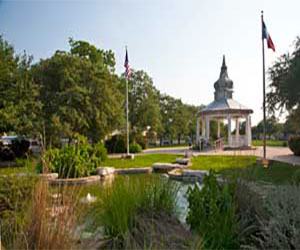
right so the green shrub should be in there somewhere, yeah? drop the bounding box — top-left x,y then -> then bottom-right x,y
105,135 -> 127,153
254,185 -> 300,249
288,135 -> 300,156
186,171 -> 238,249
129,143 -> 142,153
134,134 -> 147,149
41,138 -> 107,178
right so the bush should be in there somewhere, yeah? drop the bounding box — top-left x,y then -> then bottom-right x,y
288,135 -> 300,156
254,185 -> 300,249
186,171 -> 238,249
40,137 -> 107,178
129,143 -> 142,153
105,135 -> 126,153
134,134 -> 147,149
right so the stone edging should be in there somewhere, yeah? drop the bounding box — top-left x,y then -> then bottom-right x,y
48,175 -> 101,186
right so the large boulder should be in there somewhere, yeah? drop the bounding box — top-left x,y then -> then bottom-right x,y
96,167 -> 115,177
152,163 -> 187,173
176,158 -> 190,165
115,167 -> 152,175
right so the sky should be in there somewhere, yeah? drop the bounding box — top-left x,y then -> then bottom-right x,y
0,0 -> 299,125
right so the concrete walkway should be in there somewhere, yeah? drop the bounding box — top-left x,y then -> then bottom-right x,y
143,146 -> 300,166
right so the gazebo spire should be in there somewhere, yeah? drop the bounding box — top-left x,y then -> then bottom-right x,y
220,54 -> 228,77
214,55 -> 233,100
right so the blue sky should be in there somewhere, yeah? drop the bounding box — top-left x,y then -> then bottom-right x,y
0,0 -> 299,125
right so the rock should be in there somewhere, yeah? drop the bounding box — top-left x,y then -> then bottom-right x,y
184,150 -> 194,158
39,173 -> 59,180
96,167 -> 115,177
152,163 -> 187,173
176,158 -> 190,165
168,169 -> 183,181
48,175 -> 101,186
115,167 -> 152,175
182,170 -> 208,182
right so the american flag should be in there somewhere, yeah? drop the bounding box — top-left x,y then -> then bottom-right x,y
124,48 -> 131,79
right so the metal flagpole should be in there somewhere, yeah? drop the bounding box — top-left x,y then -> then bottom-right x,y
126,74 -> 129,156
261,10 -> 267,160
125,46 -> 130,156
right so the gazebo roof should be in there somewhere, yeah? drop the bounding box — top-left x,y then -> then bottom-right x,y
200,98 -> 253,115
200,56 -> 253,116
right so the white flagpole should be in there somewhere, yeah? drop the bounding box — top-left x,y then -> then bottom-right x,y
125,46 -> 130,156
261,11 -> 267,160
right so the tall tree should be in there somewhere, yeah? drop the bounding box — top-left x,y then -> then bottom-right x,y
125,70 -> 162,139
32,40 -> 124,146
267,37 -> 300,134
0,36 -> 40,136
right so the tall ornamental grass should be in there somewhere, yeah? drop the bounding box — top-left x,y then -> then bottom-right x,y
88,175 -> 179,245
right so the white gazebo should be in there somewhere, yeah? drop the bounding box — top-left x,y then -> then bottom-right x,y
196,56 -> 253,148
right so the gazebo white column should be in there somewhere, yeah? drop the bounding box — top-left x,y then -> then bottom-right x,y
217,119 -> 221,138
235,118 -> 239,137
201,117 -> 205,137
227,115 -> 232,146
205,116 -> 210,140
196,117 -> 200,144
246,115 -> 252,146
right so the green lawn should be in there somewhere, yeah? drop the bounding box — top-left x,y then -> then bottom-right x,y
102,154 -> 180,168
0,159 -> 37,175
147,144 -> 189,149
191,155 -> 257,171
252,139 -> 287,147
191,155 -> 299,185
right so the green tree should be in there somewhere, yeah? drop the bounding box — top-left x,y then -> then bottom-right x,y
0,36 -> 41,136
124,70 -> 162,142
32,40 -> 124,146
267,37 -> 300,134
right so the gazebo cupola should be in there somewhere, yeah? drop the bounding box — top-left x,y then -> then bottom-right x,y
196,55 -> 253,149
214,56 -> 233,101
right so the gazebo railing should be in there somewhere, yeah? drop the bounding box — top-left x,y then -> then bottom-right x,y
231,135 -> 247,147
214,138 -> 224,151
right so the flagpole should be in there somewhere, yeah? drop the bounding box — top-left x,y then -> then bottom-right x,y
125,46 -> 130,156
261,10 -> 267,160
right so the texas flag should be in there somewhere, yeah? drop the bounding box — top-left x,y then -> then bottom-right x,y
262,20 -> 275,52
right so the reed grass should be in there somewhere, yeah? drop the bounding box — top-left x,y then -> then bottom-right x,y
87,175 -> 180,247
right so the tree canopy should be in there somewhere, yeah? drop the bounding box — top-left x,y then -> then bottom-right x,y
267,36 -> 300,134
0,36 -> 201,147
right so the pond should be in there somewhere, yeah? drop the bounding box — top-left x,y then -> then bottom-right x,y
60,173 -> 200,225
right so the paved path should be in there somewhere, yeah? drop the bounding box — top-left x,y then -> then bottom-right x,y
143,146 -> 300,166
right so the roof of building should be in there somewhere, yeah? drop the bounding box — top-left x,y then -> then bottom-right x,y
200,55 -> 253,116
201,98 -> 253,115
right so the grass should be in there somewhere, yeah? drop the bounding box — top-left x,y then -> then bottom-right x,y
86,175 -> 181,248
102,154 -> 180,168
191,155 -> 257,171
252,139 -> 287,147
191,155 -> 300,185
0,158 -> 37,175
148,144 -> 189,149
